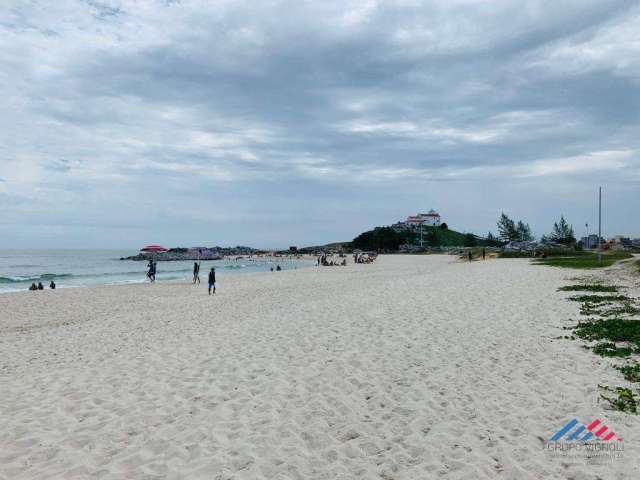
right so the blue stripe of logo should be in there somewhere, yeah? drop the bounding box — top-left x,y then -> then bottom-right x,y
567,425 -> 586,441
550,419 -> 579,441
581,432 -> 594,442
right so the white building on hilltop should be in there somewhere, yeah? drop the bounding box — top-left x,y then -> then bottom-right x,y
417,209 -> 441,226
392,210 -> 442,231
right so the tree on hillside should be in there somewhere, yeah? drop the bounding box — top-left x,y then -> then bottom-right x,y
426,228 -> 438,247
548,216 -> 576,245
440,223 -> 448,230
516,221 -> 533,241
497,213 -> 518,241
352,227 -> 408,251
464,233 -> 477,247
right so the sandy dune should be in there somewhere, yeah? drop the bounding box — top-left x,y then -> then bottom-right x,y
1,255 -> 639,479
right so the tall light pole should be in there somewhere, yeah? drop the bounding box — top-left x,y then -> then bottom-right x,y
598,187 -> 602,264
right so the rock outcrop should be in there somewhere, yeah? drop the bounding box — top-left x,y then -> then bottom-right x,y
121,246 -> 259,262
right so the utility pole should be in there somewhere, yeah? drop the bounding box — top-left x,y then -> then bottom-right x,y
598,187 -> 602,264
420,223 -> 423,248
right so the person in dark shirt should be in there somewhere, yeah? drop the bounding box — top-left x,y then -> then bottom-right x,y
37,282 -> 44,290
29,283 -> 37,291
50,281 -> 56,289
193,262 -> 200,284
149,260 -> 157,282
208,267 -> 216,295
147,260 -> 154,282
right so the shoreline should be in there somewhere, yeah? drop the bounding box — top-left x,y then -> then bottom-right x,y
0,255 -> 317,295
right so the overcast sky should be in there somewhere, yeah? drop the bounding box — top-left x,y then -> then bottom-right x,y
1,0 -> 639,249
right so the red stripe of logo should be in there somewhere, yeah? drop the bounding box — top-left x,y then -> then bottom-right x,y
587,419 -> 601,431
595,426 -> 608,437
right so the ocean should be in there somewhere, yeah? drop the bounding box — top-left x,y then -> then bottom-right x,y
0,249 -> 312,294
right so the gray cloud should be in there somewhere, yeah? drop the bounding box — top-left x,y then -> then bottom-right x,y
0,0 -> 639,248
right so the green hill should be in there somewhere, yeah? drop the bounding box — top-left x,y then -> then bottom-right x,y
352,225 -> 497,252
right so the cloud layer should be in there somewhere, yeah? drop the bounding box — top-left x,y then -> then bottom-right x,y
1,0 -> 639,247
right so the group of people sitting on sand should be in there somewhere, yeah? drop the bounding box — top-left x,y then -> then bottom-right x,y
29,281 -> 55,291
354,253 -> 375,264
317,254 -> 347,267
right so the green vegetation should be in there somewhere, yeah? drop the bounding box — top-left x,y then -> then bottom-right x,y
600,386 -> 638,414
536,248 -> 590,257
422,226 -> 491,247
562,279 -> 640,415
573,318 -> 640,358
501,247 -> 587,260
580,302 -> 639,317
497,213 -> 532,242
534,251 -> 633,269
463,233 -> 477,247
617,364 -> 640,383
573,318 -> 640,344
351,227 -> 409,251
569,295 -> 630,303
558,284 -> 619,293
497,251 -> 534,258
591,343 -> 636,357
541,215 -> 576,245
352,225 -> 496,251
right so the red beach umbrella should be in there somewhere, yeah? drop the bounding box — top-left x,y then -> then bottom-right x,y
140,245 -> 169,253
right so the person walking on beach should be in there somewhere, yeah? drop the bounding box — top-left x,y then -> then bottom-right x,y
208,267 -> 216,295
468,251 -> 473,262
193,261 -> 200,284
146,260 -> 157,282
482,248 -> 486,260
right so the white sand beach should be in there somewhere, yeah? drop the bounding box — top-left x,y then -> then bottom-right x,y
1,255 -> 639,479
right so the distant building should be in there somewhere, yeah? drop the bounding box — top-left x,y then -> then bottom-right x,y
405,215 -> 424,227
417,209 -> 442,226
393,209 -> 442,230
580,234 -> 600,249
610,236 -> 633,250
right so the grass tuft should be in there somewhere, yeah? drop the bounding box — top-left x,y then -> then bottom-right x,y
569,295 -> 630,303
600,386 -> 638,414
580,302 -> 640,317
558,284 -> 619,293
534,251 -> 633,269
573,318 -> 640,344
616,364 -> 640,383
591,342 -> 635,357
